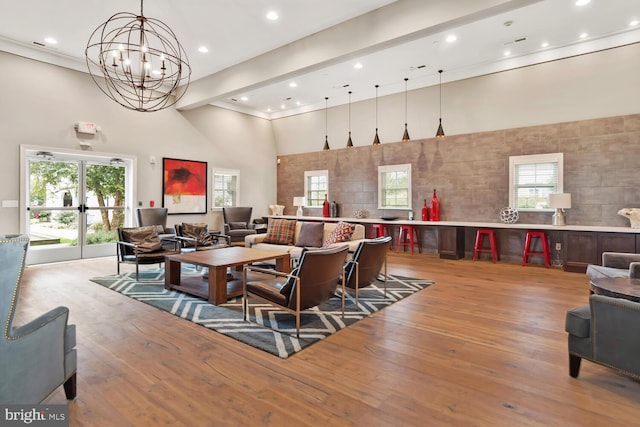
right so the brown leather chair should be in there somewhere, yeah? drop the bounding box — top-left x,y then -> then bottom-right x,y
344,236 -> 392,305
222,207 -> 256,245
116,226 -> 180,280
243,245 -> 349,338
175,222 -> 230,251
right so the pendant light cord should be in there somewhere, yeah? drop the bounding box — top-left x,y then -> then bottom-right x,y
404,78 -> 408,125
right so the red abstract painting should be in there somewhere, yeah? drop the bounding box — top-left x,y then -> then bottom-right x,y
162,158 -> 207,214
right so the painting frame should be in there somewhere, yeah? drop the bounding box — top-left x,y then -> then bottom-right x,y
162,157 -> 208,214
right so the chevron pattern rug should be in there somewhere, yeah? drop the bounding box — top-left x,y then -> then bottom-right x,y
90,268 -> 433,358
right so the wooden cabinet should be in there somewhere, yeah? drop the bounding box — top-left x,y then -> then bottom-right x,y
438,226 -> 465,259
564,231 -> 637,273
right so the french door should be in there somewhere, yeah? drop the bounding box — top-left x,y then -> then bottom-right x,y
21,146 -> 136,265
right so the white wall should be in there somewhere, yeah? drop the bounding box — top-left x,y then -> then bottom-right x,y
0,51 -> 277,235
272,43 -> 640,155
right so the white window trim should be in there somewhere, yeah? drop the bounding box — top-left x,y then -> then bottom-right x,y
508,153 -> 563,212
211,167 -> 240,210
378,163 -> 412,210
304,169 -> 328,207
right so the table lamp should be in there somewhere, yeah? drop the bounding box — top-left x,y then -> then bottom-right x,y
549,193 -> 571,226
293,197 -> 306,217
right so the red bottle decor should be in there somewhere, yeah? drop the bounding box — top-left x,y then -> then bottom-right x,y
421,199 -> 428,221
431,189 -> 440,221
322,195 -> 330,218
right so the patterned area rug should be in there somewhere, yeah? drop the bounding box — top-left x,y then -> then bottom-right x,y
90,268 -> 433,358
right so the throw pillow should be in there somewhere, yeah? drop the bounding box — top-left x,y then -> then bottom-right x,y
295,222 -> 324,247
229,221 -> 248,230
182,223 -> 215,247
263,219 -> 296,245
323,221 -> 355,247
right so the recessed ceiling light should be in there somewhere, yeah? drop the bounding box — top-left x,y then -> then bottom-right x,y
44,37 -> 57,45
579,33 -> 588,39
354,62 -> 363,69
541,42 -> 549,48
267,108 -> 272,112
198,46 -> 209,53
266,11 -> 278,21
296,101 -> 301,106
575,0 -> 590,6
280,104 -> 286,109
240,96 -> 248,101
630,20 -> 639,27
289,82 -> 297,88
504,50 -> 511,56
445,35 -> 457,43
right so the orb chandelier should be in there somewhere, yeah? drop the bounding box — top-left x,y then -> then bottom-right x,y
85,0 -> 191,112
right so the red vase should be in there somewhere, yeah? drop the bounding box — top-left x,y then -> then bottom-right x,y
421,199 -> 428,221
431,189 -> 440,221
322,195 -> 330,218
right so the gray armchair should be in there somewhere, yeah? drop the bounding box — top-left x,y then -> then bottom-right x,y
222,207 -> 256,245
136,207 -> 175,239
0,235 -> 76,404
565,294 -> 640,379
586,252 -> 640,281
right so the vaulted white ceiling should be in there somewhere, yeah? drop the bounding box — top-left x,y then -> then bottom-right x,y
1,0 -> 638,119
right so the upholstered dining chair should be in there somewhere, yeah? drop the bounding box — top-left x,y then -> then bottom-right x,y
344,236 -> 392,305
0,234 -> 77,404
243,245 -> 349,338
117,226 -> 180,280
222,207 -> 256,245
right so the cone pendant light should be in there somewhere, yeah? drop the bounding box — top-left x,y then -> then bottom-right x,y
346,91 -> 354,148
402,78 -> 411,142
436,70 -> 445,138
372,84 -> 380,145
323,97 -> 330,151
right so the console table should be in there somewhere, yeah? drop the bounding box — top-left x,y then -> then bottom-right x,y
271,215 -> 640,273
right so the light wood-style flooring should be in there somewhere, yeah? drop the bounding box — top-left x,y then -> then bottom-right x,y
16,253 -> 640,426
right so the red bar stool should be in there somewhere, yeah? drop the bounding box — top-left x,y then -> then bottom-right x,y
522,230 -> 551,268
396,225 -> 421,254
370,223 -> 390,239
473,229 -> 498,263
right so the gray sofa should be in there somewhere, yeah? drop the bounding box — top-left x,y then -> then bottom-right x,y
565,294 -> 640,379
245,221 -> 366,263
586,252 -> 640,280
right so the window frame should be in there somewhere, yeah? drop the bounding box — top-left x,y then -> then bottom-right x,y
377,163 -> 412,210
211,168 -> 240,210
508,153 -> 563,212
304,170 -> 329,208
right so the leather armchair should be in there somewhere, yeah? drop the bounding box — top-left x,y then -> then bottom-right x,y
0,235 -> 76,404
175,223 -> 231,251
243,245 -> 349,338
117,226 -> 180,280
586,252 -> 640,281
566,294 -> 640,379
222,207 -> 256,245
344,236 -> 392,305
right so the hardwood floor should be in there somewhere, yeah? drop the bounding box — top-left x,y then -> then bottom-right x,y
16,254 -> 640,426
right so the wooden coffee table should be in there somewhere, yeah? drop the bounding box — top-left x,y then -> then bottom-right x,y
589,277 -> 640,303
165,247 -> 290,305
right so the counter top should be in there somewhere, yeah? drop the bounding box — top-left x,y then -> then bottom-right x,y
271,215 -> 640,234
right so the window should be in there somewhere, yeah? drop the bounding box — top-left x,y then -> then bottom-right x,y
304,170 -> 328,207
378,164 -> 412,209
212,168 -> 240,208
509,153 -> 563,211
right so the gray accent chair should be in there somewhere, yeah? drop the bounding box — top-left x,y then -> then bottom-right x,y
136,207 -> 175,239
0,234 -> 76,404
344,236 -> 392,305
565,294 -> 640,379
586,252 -> 640,281
222,207 -> 256,245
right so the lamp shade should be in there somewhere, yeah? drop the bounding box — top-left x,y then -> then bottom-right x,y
549,193 -> 571,209
293,197 -> 306,207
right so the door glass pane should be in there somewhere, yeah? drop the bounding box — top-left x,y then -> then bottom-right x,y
29,209 -> 79,248
85,163 -> 126,246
